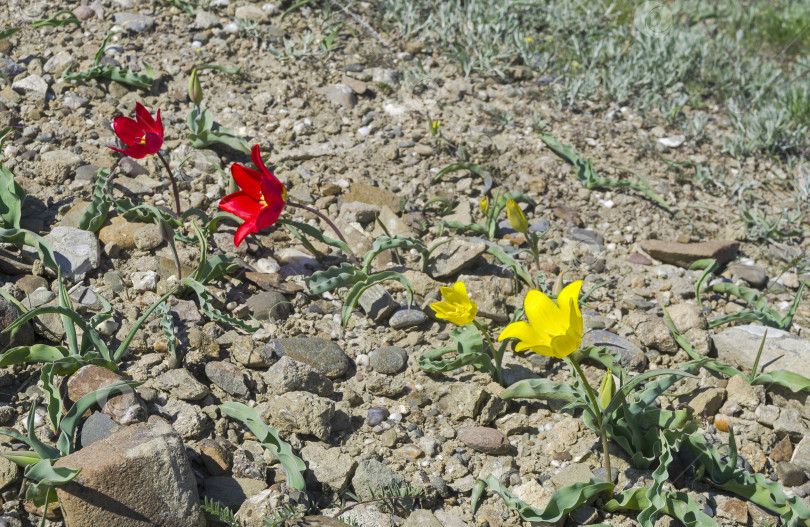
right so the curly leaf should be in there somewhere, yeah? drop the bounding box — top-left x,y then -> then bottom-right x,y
0,163 -> 24,229
306,262 -> 364,295
220,402 -> 306,490
501,378 -> 582,403
483,240 -> 533,290
182,278 -> 259,333
472,475 -> 613,521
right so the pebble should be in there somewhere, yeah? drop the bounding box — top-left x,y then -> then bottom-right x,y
389,307 -> 427,329
155,369 -> 210,401
266,338 -> 350,378
246,291 -> 292,321
131,271 -> 158,291
11,75 -> 48,101
114,12 -> 155,33
457,427 -> 510,455
369,346 -> 408,375
367,407 -> 389,426
776,461 -> 806,486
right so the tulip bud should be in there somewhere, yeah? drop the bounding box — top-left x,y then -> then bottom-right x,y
599,369 -> 616,410
506,199 -> 528,234
188,68 -> 203,106
480,196 -> 489,216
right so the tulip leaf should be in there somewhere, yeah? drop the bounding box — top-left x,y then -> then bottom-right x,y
182,277 -> 259,333
418,324 -> 499,380
0,450 -> 41,467
31,10 -> 81,28
501,378 -> 583,403
0,163 -> 24,229
62,32 -> 154,89
220,402 -> 306,491
0,344 -> 69,367
306,262 -> 365,296
0,227 -> 59,272
471,475 -> 613,522
279,219 -> 354,257
188,108 -> 249,153
482,240 -> 534,291
78,168 -> 114,233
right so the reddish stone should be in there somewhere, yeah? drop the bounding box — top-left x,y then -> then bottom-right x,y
457,427 -> 510,455
628,253 -> 651,265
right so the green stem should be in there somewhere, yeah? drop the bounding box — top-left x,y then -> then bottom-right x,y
474,320 -> 502,385
157,151 -> 182,217
567,355 -> 612,486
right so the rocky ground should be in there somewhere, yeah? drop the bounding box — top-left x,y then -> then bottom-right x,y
0,0 -> 809,526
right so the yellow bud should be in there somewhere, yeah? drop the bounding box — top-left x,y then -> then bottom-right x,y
480,196 -> 489,215
599,369 -> 616,410
188,68 -> 203,106
506,199 -> 528,234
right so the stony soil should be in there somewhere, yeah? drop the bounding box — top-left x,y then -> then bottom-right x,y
0,1 -> 809,526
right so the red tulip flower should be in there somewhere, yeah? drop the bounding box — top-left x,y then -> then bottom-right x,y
219,145 -> 287,247
109,102 -> 164,159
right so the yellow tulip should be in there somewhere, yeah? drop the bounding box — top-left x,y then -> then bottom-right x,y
480,196 -> 489,215
506,199 -> 528,234
430,281 -> 478,325
498,280 -> 583,358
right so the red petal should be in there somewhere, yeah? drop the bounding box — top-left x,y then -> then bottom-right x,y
230,163 -> 263,198
256,199 -> 285,230
251,144 -> 269,174
261,176 -> 286,203
108,143 -> 150,159
234,216 -> 258,247
135,102 -> 159,135
218,191 -> 261,221
144,132 -> 163,155
113,116 -> 143,146
154,108 -> 164,137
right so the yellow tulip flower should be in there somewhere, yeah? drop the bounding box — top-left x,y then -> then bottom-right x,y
498,280 -> 583,358
506,199 -> 528,234
431,281 -> 478,325
480,196 -> 489,215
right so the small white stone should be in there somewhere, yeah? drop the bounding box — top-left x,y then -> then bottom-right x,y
255,257 -> 280,274
95,318 -> 120,336
355,354 -> 370,368
223,22 -> 239,33
131,270 -> 158,291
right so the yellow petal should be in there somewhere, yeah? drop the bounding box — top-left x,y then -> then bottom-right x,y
452,281 -> 469,298
498,320 -> 548,347
557,280 -> 582,324
550,331 -> 580,358
524,289 -> 565,334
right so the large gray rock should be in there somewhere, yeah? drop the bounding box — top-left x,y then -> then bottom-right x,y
11,74 -> 48,101
55,417 -> 205,526
581,330 -> 648,371
43,226 -> 100,281
427,238 -> 487,279
358,284 -> 399,322
263,356 -> 333,396
261,391 -> 334,441
713,325 -> 809,377
205,361 -> 250,398
351,459 -> 405,502
155,368 -> 209,401
267,338 -> 350,378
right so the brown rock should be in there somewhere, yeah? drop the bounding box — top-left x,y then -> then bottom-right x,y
15,275 -> 48,294
628,253 -> 651,265
65,365 -> 146,425
551,203 -> 583,227
55,417 -> 205,527
770,435 -> 793,463
99,215 -> 149,251
198,438 -> 231,476
341,75 -> 367,95
638,239 -> 739,268
457,427 -> 510,455
688,387 -> 726,417
343,183 -> 399,211
716,496 -> 749,525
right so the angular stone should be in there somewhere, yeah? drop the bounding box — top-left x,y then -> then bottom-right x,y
713,325 -> 810,378
351,459 -> 405,502
639,239 -> 739,268
12,74 -> 48,101
99,216 -> 148,251
205,361 -> 250,398
155,368 -> 209,401
776,461 -> 806,486
300,442 -> 357,493
44,226 -> 100,281
114,12 -> 155,33
791,436 -> 810,472
688,387 -> 726,416
41,150 -> 83,184
774,408 -> 807,440
261,391 -> 334,441
263,356 -> 333,396
427,238 -> 487,279
230,336 -> 279,368
729,263 -> 768,288
715,496 -> 749,525
0,298 -> 34,352
246,291 -> 292,321
581,330 -> 648,371
200,476 -> 267,510
157,399 -> 211,440
323,84 -> 357,108
550,463 -> 594,489
358,284 -> 399,322
770,435 -> 793,463
726,374 -> 759,409
55,418 -> 205,527
198,438 -> 231,476
66,365 -> 146,425
0,451 -> 20,491
267,338 -> 350,378
402,510 -> 443,527
457,427 -> 510,455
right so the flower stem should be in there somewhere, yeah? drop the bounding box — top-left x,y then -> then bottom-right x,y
157,151 -> 182,217
287,200 -> 349,246
567,356 -> 612,486
473,320 -> 502,385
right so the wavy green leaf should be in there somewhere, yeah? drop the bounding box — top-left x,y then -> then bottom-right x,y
0,163 -> 24,229
306,262 -> 364,295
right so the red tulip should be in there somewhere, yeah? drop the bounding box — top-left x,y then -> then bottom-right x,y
109,102 -> 164,159
219,145 -> 287,246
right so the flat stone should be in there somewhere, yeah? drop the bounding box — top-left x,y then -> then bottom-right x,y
457,427 -> 510,455
230,335 -> 280,368
729,263 -> 768,288
234,4 -> 268,21
581,330 -> 648,371
246,291 -> 292,321
427,238 -> 487,279
263,356 -> 333,396
11,74 -> 48,101
99,216 -> 148,251
134,224 -> 163,251
713,325 -> 810,378
267,338 -> 350,378
774,408 -> 807,440
688,387 -> 726,416
43,226 -> 100,281
715,496 -> 749,525
388,308 -> 427,329
323,84 -> 357,108
79,411 -> 124,449
194,9 -> 220,29
205,361 -> 250,398
358,283 -> 399,322
770,435 -> 793,463
41,149 -> 83,184
155,368 -> 210,401
776,461 -> 806,487
114,12 -> 155,33
200,476 -> 267,510
550,462 -> 594,489
300,442 -> 357,493
726,374 -> 759,409
369,346 -> 408,375
402,510 -> 443,527
639,239 -> 739,268
55,418 -> 205,527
